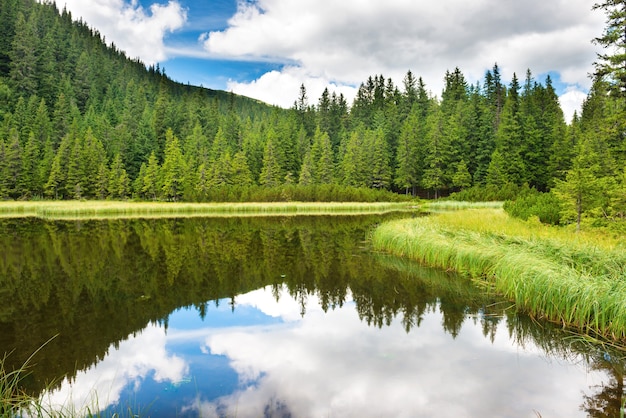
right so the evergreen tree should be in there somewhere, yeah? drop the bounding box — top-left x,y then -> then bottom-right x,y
9,11 -> 38,96
0,0 -> 20,76
231,150 -> 253,187
553,138 -> 609,230
160,129 -> 186,201
422,107 -> 451,198
21,131 -> 40,195
486,149 -> 508,188
259,131 -> 282,187
4,127 -> 22,198
452,159 -> 472,189
298,151 -> 314,186
366,128 -> 392,189
0,134 -> 6,198
494,76 -> 525,185
108,153 -> 130,199
592,0 -> 626,97
394,107 -> 420,194
310,127 -> 335,184
142,152 -> 160,200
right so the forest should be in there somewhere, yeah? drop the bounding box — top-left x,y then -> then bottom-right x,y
0,0 -> 625,226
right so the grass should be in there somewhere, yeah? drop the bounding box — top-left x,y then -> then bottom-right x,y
371,208 -> 626,342
1,337 -> 58,417
422,200 -> 504,211
0,200 -> 416,220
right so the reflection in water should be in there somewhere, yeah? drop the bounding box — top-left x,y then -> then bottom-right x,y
0,216 -> 624,416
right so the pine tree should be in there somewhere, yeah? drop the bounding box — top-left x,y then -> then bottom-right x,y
310,127 -> 334,184
452,159 -> 472,189
259,132 -> 282,187
108,153 -> 130,200
553,138 -> 609,230
0,0 -> 20,76
422,107 -> 451,198
298,151 -> 314,186
9,11 -> 38,96
366,128 -> 392,189
395,107 -> 420,194
231,150 -> 253,187
494,76 -> 525,185
21,131 -> 40,196
4,128 -> 22,198
95,162 -> 110,199
592,0 -> 626,97
142,152 -> 160,200
160,129 -> 186,201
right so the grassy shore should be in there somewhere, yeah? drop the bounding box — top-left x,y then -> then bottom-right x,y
0,200 -> 416,220
371,208 -> 626,342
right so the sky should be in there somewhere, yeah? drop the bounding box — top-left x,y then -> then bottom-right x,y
55,0 -> 607,122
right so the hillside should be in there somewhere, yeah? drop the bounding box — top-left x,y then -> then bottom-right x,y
0,0 -> 624,220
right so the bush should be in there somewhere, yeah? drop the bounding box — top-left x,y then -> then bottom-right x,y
504,191 -> 562,225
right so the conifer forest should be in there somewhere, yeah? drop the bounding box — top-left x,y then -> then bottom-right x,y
0,0 -> 625,227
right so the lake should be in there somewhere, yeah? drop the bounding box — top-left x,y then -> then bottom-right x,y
0,215 -> 623,417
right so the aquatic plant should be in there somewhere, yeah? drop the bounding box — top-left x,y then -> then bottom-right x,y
371,208 -> 626,342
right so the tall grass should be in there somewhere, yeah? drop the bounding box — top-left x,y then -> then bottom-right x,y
371,208 -> 626,342
1,337 -> 57,417
422,200 -> 503,211
0,201 -> 416,220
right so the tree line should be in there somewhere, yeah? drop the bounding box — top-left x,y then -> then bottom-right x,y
0,0 -> 624,219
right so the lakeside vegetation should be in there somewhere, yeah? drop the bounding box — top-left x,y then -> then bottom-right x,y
371,208 -> 626,342
0,200 -> 416,220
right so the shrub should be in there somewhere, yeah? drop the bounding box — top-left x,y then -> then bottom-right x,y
504,191 -> 562,225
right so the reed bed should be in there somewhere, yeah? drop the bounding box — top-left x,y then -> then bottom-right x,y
0,201 -> 415,220
371,208 -> 626,342
422,200 -> 504,211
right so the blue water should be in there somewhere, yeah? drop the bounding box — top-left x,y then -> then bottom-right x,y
43,285 -> 612,418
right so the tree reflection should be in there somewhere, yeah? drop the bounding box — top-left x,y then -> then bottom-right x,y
0,214 -> 623,415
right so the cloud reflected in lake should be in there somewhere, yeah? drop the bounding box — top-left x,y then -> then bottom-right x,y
38,285 -> 607,417
191,286 -> 605,417
39,324 -> 188,415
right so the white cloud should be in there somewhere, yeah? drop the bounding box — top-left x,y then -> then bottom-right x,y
559,86 -> 588,123
187,286 -> 604,417
57,0 -> 187,64
39,324 -> 188,415
203,0 -> 605,110
226,66 -> 358,108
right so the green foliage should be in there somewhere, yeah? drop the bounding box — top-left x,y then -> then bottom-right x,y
372,209 -> 626,341
0,0 -> 625,208
552,138 -> 611,230
592,0 -> 626,97
503,191 -> 562,225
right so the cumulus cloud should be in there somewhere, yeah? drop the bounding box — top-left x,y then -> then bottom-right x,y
58,0 -> 187,64
187,286 -> 603,417
559,86 -> 588,123
202,0 -> 605,108
226,66 -> 358,108
40,324 -> 188,415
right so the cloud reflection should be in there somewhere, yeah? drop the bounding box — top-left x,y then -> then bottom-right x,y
190,286 -> 605,418
39,324 -> 188,415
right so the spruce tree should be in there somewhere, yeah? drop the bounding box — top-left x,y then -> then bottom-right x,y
160,129 -> 186,201
593,0 -> 626,97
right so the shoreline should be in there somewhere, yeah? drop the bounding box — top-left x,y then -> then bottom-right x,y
371,208 -> 626,343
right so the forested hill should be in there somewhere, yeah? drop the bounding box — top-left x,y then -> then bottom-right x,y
0,0 -> 624,209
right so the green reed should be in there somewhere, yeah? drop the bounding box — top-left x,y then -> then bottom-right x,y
371,208 -> 626,341
0,201 -> 415,220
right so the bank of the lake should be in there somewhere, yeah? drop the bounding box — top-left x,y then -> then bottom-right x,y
0,200 -> 416,220
371,208 -> 626,342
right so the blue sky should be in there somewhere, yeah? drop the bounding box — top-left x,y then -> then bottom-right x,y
58,0 -> 606,121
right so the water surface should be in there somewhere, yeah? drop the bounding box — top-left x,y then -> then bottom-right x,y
0,216 -> 623,417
